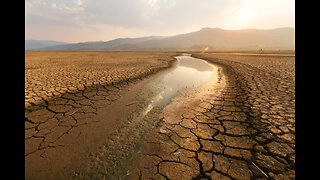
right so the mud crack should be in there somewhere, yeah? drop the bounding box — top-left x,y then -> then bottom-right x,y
129,54 -> 295,180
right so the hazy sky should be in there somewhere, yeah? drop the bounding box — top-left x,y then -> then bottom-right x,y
25,0 -> 295,43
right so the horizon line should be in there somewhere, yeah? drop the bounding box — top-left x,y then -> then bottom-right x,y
25,26 -> 295,44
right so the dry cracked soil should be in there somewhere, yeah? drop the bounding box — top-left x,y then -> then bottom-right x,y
128,53 -> 295,180
25,51 -> 178,179
25,51 -> 295,180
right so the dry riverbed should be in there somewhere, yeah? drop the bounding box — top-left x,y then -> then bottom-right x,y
128,53 -> 295,179
25,51 -> 178,108
25,51 -> 295,180
25,51 -> 178,179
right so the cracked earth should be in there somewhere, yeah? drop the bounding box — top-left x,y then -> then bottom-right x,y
128,53 -> 295,180
25,51 -> 178,179
25,51 -> 295,180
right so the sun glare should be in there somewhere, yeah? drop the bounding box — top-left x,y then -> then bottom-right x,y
239,11 -> 251,23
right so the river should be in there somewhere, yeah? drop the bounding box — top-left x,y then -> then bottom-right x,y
72,54 -> 221,179
142,54 -> 218,115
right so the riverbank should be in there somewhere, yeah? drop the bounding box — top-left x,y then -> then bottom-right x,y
25,51 -> 179,179
25,51 -> 179,108
191,53 -> 295,179
25,51 -> 295,179
128,53 -> 295,179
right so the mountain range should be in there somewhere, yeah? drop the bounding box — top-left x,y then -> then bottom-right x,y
25,27 -> 294,51
25,40 -> 68,50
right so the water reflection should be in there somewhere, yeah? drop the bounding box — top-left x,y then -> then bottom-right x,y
178,57 -> 213,72
143,55 -> 217,115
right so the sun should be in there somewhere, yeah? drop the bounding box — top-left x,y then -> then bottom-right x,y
239,11 -> 252,23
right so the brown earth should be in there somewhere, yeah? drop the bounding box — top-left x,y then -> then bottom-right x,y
25,51 -> 178,108
25,51 -> 295,180
128,53 -> 295,179
25,51 -> 178,179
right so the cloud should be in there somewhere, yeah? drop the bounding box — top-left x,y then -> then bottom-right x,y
26,0 -> 40,9
147,0 -> 158,8
26,0 -> 294,42
50,1 -> 84,13
50,3 -> 57,9
75,0 -> 83,6
28,0 -> 234,30
26,0 -> 240,41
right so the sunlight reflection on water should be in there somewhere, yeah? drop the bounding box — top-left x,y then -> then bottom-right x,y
143,54 -> 217,115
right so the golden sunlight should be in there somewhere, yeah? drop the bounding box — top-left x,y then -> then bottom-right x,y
201,47 -> 209,53
239,11 -> 252,23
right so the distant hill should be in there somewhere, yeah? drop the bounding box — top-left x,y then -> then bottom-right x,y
38,36 -> 164,50
116,27 -> 294,51
29,27 -> 294,51
25,40 -> 67,50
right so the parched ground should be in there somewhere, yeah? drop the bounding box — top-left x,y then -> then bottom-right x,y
129,53 -> 295,179
25,51 -> 295,180
25,51 -> 178,179
25,51 -> 177,108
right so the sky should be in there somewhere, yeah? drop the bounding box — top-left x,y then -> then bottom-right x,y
25,0 -> 295,43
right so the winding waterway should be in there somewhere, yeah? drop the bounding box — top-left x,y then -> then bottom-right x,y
77,54 -> 221,179
143,54 -> 218,115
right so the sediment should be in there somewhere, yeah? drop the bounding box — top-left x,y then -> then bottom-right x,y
129,53 -> 295,179
25,51 -> 178,179
25,51 -> 295,180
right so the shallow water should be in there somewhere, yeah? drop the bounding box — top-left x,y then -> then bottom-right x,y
143,54 -> 217,115
82,54 -> 220,179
